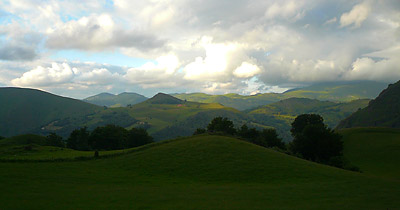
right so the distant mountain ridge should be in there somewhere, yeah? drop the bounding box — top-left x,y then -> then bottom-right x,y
337,80 -> 400,129
84,92 -> 147,107
173,81 -> 387,110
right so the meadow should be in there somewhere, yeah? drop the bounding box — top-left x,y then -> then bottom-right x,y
1,131 -> 399,209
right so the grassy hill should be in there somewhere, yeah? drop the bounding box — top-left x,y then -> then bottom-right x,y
247,98 -> 369,140
337,80 -> 400,129
173,81 -> 386,110
0,88 -> 138,137
84,92 -> 147,107
341,127 -> 400,181
0,135 -> 399,209
126,94 -> 249,140
0,87 -> 101,137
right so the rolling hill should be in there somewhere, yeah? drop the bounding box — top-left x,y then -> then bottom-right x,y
247,98 -> 369,140
340,127 -> 400,181
126,93 -> 250,140
0,135 -> 399,209
173,81 -> 386,110
337,80 -> 400,129
0,87 -> 138,137
84,92 -> 147,107
0,87 -> 101,137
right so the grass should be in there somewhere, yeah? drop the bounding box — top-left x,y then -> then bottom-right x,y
340,127 -> 400,181
0,135 -> 399,209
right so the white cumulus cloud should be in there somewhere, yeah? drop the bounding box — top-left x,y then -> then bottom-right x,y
340,1 -> 372,28
11,63 -> 76,87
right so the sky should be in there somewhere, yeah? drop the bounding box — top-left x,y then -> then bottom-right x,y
0,0 -> 399,98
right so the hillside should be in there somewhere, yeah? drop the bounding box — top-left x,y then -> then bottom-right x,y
127,94 -> 250,140
0,87 -> 138,137
337,81 -> 400,129
0,135 -> 399,209
248,98 -> 369,140
341,128 -> 400,181
84,92 -> 147,107
173,81 -> 386,110
0,87 -> 100,137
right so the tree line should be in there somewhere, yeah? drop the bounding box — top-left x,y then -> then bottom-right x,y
44,125 -> 153,151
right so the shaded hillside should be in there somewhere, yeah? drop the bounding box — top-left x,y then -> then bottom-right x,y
173,81 -> 386,110
341,128 -> 400,181
337,81 -> 400,129
84,92 -> 147,107
0,88 -> 138,137
0,87 -> 100,137
0,135 -> 399,209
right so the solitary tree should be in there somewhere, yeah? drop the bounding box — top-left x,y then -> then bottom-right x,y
290,114 -> 343,163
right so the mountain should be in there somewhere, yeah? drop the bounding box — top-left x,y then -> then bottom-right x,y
145,92 -> 183,104
337,81 -> 400,129
84,92 -> 147,107
126,93 -> 250,140
0,87 -> 138,137
248,98 -> 370,140
173,81 -> 387,110
172,92 -> 282,111
1,135 -> 399,209
283,81 -> 387,102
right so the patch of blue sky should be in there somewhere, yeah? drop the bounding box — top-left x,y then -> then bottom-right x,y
105,0 -> 114,8
0,10 -> 18,24
51,50 -> 151,68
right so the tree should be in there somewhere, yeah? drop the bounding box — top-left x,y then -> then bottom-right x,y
290,114 -> 324,137
237,124 -> 259,140
207,117 -> 236,135
126,128 -> 153,148
67,127 -> 90,150
255,128 -> 285,149
46,132 -> 65,147
0,136 -> 4,140
290,114 -> 343,163
89,125 -> 127,150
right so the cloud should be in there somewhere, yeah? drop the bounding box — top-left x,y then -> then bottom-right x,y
340,1 -> 371,28
324,17 -> 337,25
46,14 -> 166,51
233,62 -> 261,78
0,43 -> 37,61
345,46 -> 400,82
265,1 -> 306,21
125,54 -> 182,88
11,63 -> 76,87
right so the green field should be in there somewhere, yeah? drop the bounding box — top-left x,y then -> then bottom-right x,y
1,135 -> 399,209
341,127 -> 400,181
